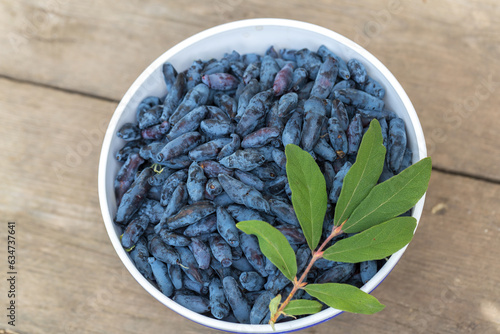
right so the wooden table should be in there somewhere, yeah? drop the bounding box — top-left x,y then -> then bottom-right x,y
1,1 -> 499,333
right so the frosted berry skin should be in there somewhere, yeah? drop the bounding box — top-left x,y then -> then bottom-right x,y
273,61 -> 295,96
347,59 -> 368,84
115,167 -> 154,224
113,45 -> 415,324
216,206 -> 240,247
388,117 -> 407,173
209,278 -> 230,319
169,83 -> 210,125
149,257 -> 174,297
310,56 -> 338,99
223,276 -> 251,324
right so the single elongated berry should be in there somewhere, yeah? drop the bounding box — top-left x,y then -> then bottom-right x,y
388,118 -> 407,173
187,161 -> 207,203
234,170 -> 265,192
282,111 -> 303,147
183,213 -> 218,237
347,59 -> 367,84
202,73 -> 240,90
115,167 -> 154,224
264,271 -> 290,294
277,92 -> 298,117
250,290 -> 274,324
313,137 -> 337,162
189,237 -> 211,269
161,72 -> 186,121
310,56 -> 338,99
218,174 -> 270,213
213,93 -> 237,119
237,79 -> 261,118
331,99 -> 349,131
158,230 -> 191,247
223,276 -> 251,324
333,88 -> 384,111
167,263 -> 183,290
199,119 -> 236,139
166,202 -> 216,230
130,237 -> 153,280
156,132 -> 202,162
209,233 -> 232,267
173,294 -> 210,314
121,215 -> 150,249
149,257 -> 174,297
149,235 -> 180,265
260,55 -> 281,90
239,233 -> 267,277
216,207 -> 240,247
328,117 -> 348,158
241,127 -> 281,149
347,113 -> 363,155
301,110 -> 327,152
114,152 -> 144,205
209,278 -> 231,319
219,149 -> 266,172
273,61 -> 295,96
162,62 -> 177,90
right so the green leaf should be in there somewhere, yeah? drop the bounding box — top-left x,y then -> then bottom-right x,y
334,119 -> 386,227
323,217 -> 417,263
237,220 -> 297,281
343,157 -> 432,233
285,144 -> 327,250
304,283 -> 385,314
282,299 -> 323,316
269,294 -> 281,320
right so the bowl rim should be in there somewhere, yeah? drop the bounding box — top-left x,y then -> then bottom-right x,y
98,18 -> 427,333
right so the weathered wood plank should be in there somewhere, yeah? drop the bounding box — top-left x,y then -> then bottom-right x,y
1,0 -> 499,178
0,78 -> 499,333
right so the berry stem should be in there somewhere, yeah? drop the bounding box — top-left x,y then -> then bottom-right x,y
269,221 -> 346,325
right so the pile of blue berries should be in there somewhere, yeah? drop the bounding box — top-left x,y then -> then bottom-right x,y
113,45 -> 412,324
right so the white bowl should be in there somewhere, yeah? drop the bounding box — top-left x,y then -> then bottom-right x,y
98,18 -> 427,333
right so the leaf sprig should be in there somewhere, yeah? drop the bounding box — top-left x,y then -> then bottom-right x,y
236,119 -> 432,327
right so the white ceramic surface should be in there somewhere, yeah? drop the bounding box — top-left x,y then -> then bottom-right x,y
98,18 -> 427,333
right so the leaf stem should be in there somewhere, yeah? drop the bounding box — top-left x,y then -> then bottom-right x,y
269,221 -> 346,325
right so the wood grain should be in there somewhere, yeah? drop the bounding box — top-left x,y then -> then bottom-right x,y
1,1 -> 500,179
1,1 -> 500,178
0,77 -> 499,333
1,1 -> 500,333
